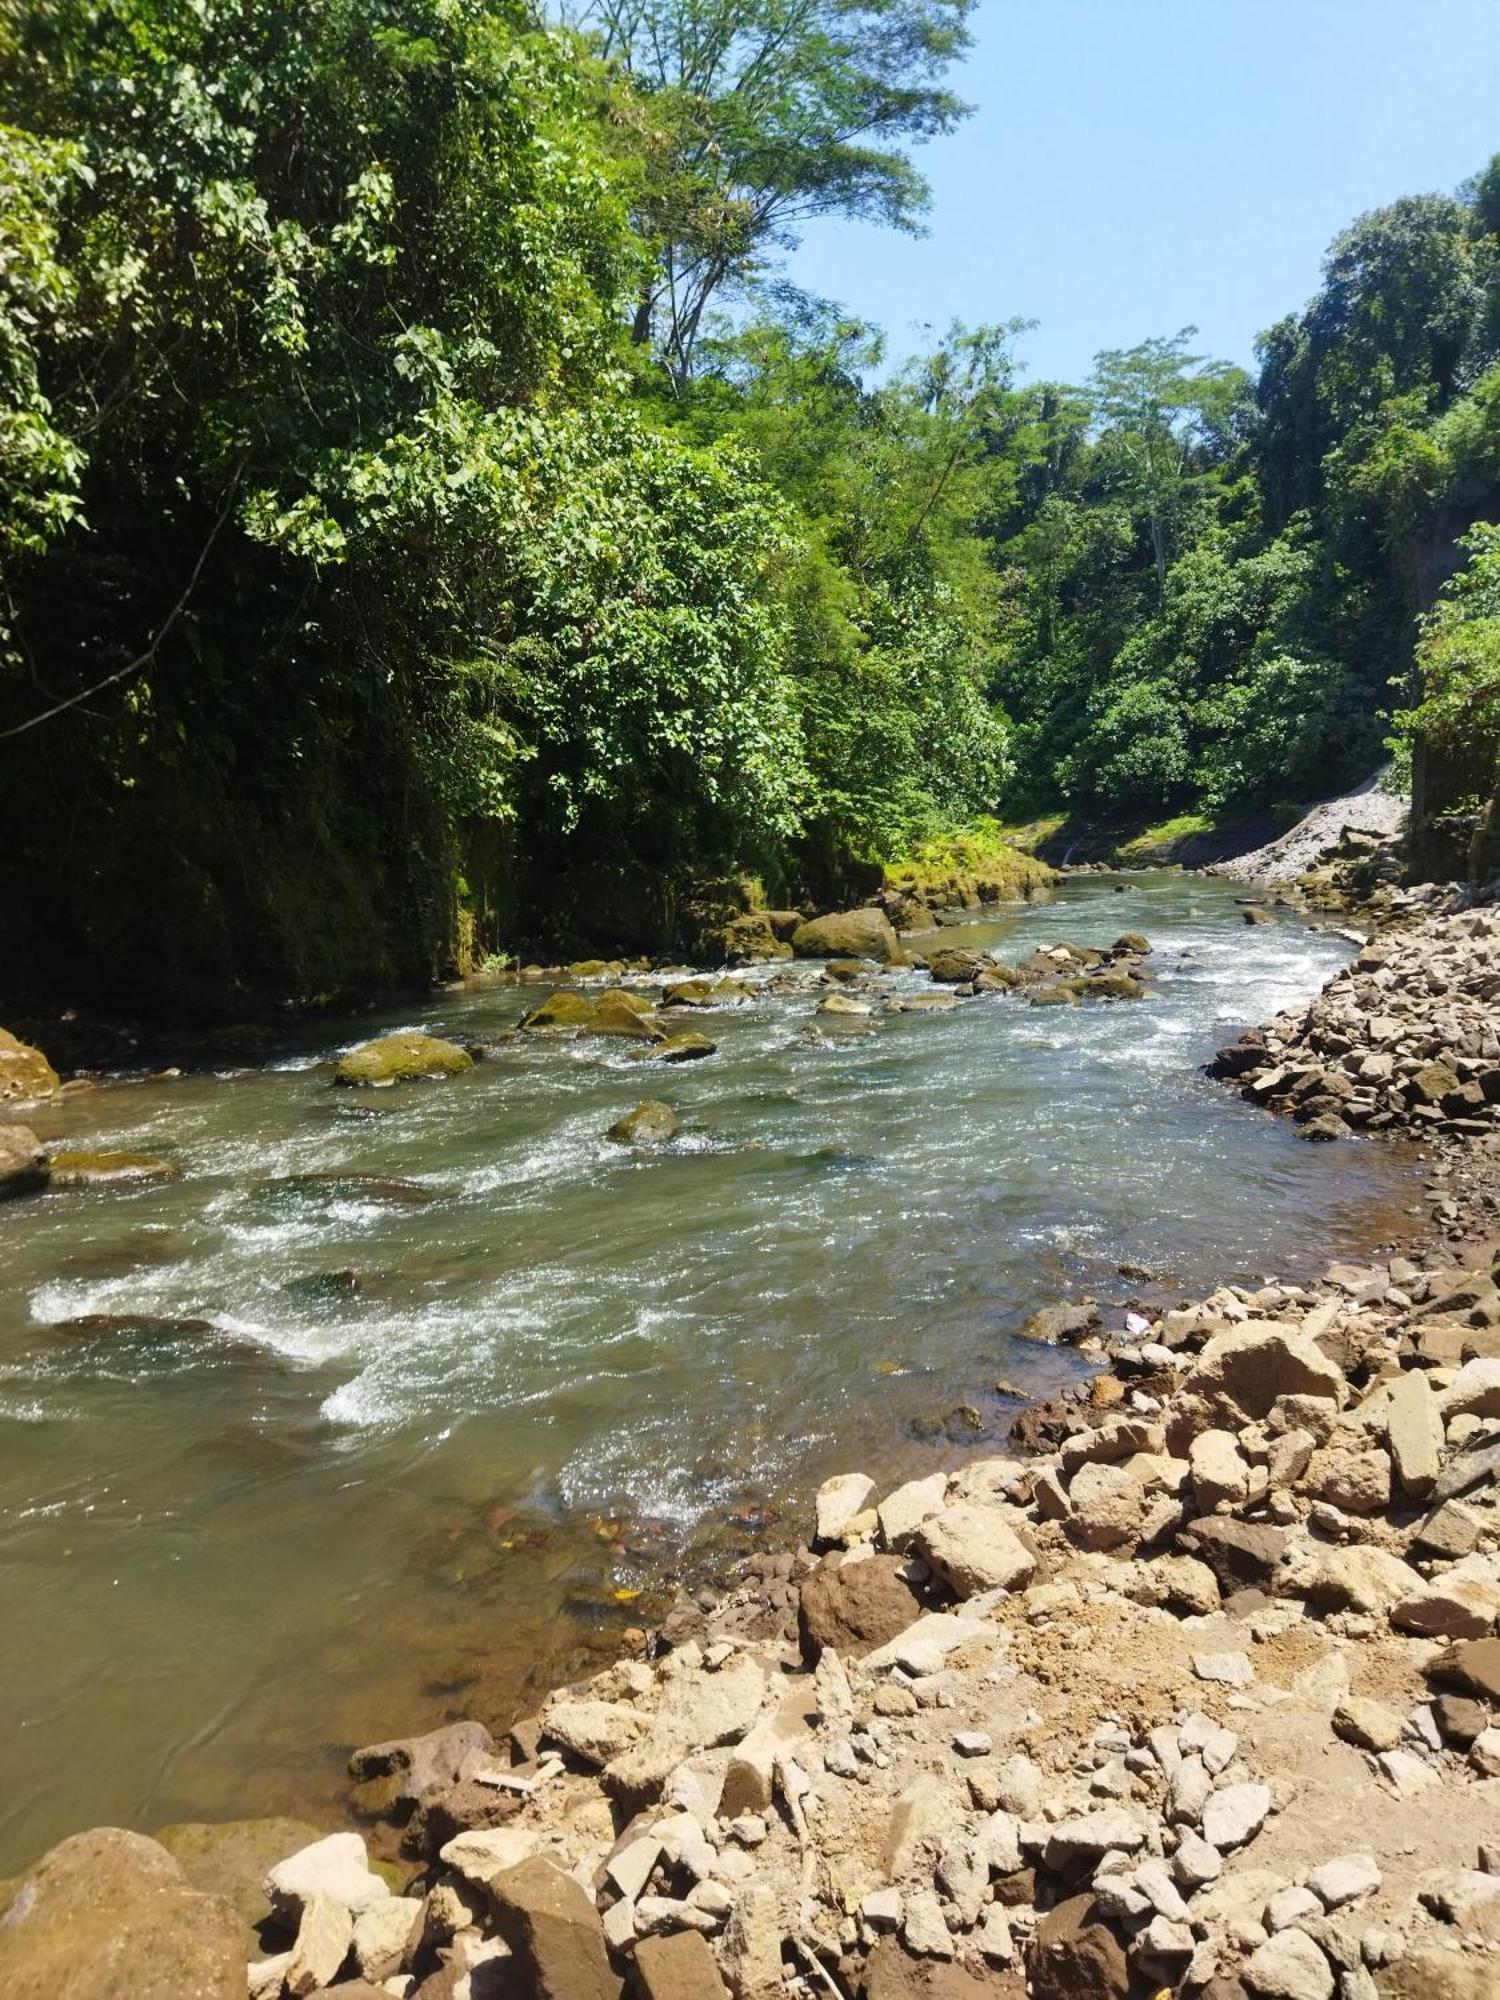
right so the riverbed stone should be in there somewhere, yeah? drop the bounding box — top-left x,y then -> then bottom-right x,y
348,1720 -> 494,1814
1190,1429 -> 1251,1511
877,1471 -> 949,1550
265,1831 -> 391,1920
607,1100 -> 679,1145
0,1122 -> 47,1198
286,1892 -> 353,1995
798,1552 -> 917,1662
46,1149 -> 182,1187
1243,1927 -> 1334,1999
790,908 -> 901,962
1066,1461 -> 1146,1550
543,1698 -> 645,1766
0,1826 -> 244,2000
351,1895 -> 422,1979
1183,1324 -> 1343,1423
483,1856 -> 622,1999
634,1928 -> 732,1999
916,1503 -> 1036,1597
815,1471 -> 877,1543
0,1027 -> 59,1102
1385,1369 -> 1445,1497
334,1032 -> 473,1085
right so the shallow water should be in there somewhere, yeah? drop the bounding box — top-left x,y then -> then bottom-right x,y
0,874 -> 1419,1868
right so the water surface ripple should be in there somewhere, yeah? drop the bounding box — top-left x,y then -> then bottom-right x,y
0,874 -> 1417,1865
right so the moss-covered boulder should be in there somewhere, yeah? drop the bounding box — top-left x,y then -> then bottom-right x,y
519,991 -> 662,1038
334,1031 -> 473,1086
1070,970 -> 1146,1000
591,996 -> 665,1040
1113,932 -> 1152,955
926,947 -> 990,984
47,1150 -> 182,1188
790,908 -> 902,963
0,1028 -> 59,1103
0,1827 -> 244,2000
662,979 -> 715,1007
0,1124 -> 48,1199
606,1100 -> 678,1145
716,912 -> 794,962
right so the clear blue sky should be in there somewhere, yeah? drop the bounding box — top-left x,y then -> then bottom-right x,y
783,0 -> 1500,384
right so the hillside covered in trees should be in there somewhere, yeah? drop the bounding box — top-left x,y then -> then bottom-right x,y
1,0 -> 1498,1014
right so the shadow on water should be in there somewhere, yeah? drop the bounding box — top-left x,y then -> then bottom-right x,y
0,872 -> 1422,1866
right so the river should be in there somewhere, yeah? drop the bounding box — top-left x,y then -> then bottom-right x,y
0,872 -> 1419,1870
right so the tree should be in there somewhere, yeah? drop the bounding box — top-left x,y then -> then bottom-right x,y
567,0 -> 974,385
1089,329 -> 1249,598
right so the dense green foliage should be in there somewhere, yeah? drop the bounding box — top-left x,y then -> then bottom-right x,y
1,0 -> 1497,1011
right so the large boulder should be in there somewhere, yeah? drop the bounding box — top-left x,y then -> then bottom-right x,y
334,1032 -> 473,1086
798,1553 -> 919,1663
483,1856 -> 621,2000
916,1505 -> 1036,1598
0,1826 -> 244,2000
0,1122 -> 48,1199
790,909 -> 902,963
1182,1323 -> 1343,1423
0,1027 -> 59,1103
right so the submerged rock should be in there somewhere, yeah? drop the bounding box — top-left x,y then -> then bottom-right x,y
606,1100 -> 679,1145
651,1033 -> 717,1063
334,1031 -> 473,1086
154,1816 -> 322,1931
0,1122 -> 48,1199
43,1312 -> 216,1340
260,1172 -> 440,1208
46,1149 -> 181,1188
0,1026 -> 60,1103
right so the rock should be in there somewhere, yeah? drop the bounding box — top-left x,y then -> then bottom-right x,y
1184,1324 -> 1343,1422
1390,1562 -> 1500,1640
1245,1928 -> 1334,1999
1305,1447 -> 1390,1515
1173,1829 -> 1222,1887
542,1699 -> 644,1766
863,1936 -> 1007,1997
1385,1371 -> 1445,1497
798,1552 -> 917,1662
605,1655 -> 768,1809
1331,1699 -> 1404,1752
1179,1518 -> 1288,1592
334,1032 -> 473,1086
1195,1650 -> 1253,1687
154,1816 -> 323,1929
1066,1462 -> 1146,1550
46,1149 -> 182,1187
816,1472 -> 877,1543
634,1929 -> 732,1999
903,1889 -> 955,1958
1191,1429 -> 1251,1510
351,1895 -> 421,1980
877,1472 -> 949,1550
1438,1357 -> 1500,1421
1414,1498 -> 1483,1559
286,1892 -> 354,1996
0,1827 -> 244,2000
1265,1886 -> 1323,1933
718,1883 -> 782,1999
916,1504 -> 1035,1597
654,1032 -> 716,1062
862,1612 -> 988,1675
0,1122 -> 48,1198
483,1856 -> 620,1999
348,1721 -> 494,1815
818,991 -> 873,1017
607,1100 -> 678,1145
1292,1544 -> 1421,1616
790,908 -> 901,963
1426,1636 -> 1500,1699
437,1827 -> 538,1889
1306,1855 -> 1380,1910
0,1027 -> 59,1102
1043,1810 -> 1149,1873
1201,1782 -> 1272,1851
265,1832 -> 391,1920
1026,1892 -> 1131,2000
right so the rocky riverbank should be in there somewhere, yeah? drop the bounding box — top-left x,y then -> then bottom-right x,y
3,898 -> 1499,2000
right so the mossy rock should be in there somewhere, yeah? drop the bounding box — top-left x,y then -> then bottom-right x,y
1113,932 -> 1152,955
519,990 -> 597,1029
596,987 -> 657,1017
153,1817 -> 322,1933
1028,983 -> 1079,1008
606,1100 -> 678,1145
0,1027 -> 60,1103
662,979 -> 715,1007
0,1123 -> 47,1199
1068,971 -> 1146,1001
334,1032 -> 473,1086
591,995 -> 665,1040
47,1149 -> 182,1188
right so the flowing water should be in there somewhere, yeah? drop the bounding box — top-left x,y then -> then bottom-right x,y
0,873 -> 1421,1870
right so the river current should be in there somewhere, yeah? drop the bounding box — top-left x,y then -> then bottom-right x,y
0,873 -> 1419,1869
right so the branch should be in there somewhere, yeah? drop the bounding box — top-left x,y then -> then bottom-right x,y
0,465 -> 245,741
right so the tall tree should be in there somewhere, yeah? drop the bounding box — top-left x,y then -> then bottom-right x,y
568,0 -> 974,384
